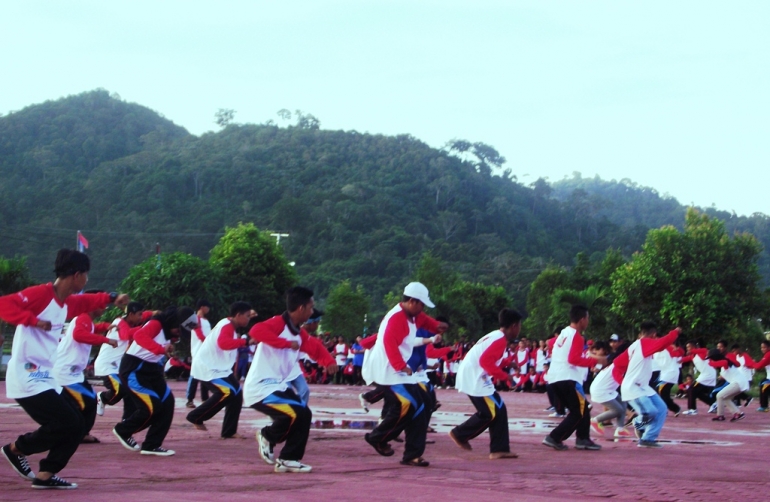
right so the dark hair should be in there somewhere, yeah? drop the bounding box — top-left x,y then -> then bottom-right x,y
498,308 -> 522,328
286,286 -> 314,312
615,340 -> 631,353
568,305 -> 589,323
730,343 -> 741,351
640,321 -> 657,336
761,340 -> 770,348
717,339 -> 728,347
126,301 -> 144,314
591,340 -> 609,352
686,339 -> 699,348
54,249 -> 90,278
196,299 -> 212,310
708,349 -> 727,361
152,306 -> 194,334
230,301 -> 252,317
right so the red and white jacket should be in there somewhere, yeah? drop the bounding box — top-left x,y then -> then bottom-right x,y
0,284 -> 111,399
191,318 -> 247,382
745,351 -> 770,374
709,353 -> 750,392
621,329 -> 680,401
548,326 -> 597,385
363,304 -> 440,386
590,350 -> 628,404
54,313 -> 112,387
516,347 -> 530,372
190,316 -> 211,358
243,312 -> 334,406
94,311 -> 152,377
654,346 -> 684,384
681,348 -> 717,386
456,330 -> 510,397
125,319 -> 171,364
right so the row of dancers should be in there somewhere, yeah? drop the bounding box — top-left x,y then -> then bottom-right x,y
1,249 -> 768,490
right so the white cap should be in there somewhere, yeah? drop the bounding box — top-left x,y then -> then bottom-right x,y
403,282 -> 435,308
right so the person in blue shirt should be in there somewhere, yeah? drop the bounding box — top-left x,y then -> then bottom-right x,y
351,337 -> 365,385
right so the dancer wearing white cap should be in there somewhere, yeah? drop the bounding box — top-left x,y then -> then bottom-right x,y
363,282 -> 447,467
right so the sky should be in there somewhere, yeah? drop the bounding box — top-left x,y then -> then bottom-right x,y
1,1 -> 768,216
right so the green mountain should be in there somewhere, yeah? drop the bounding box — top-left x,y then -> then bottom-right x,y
0,91 -> 767,319
550,173 -> 770,283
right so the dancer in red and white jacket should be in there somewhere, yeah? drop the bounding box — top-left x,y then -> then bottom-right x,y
113,306 -> 197,456
542,305 -> 605,451
707,349 -> 749,422
245,287 -> 337,474
744,340 -> 770,411
53,298 -> 114,443
450,309 -> 522,459
186,299 -> 212,408
187,302 -> 255,438
654,343 -> 685,415
621,323 -> 680,447
680,341 -> 717,414
93,302 -> 152,416
0,249 -> 128,490
589,347 -> 631,440
362,282 -> 446,467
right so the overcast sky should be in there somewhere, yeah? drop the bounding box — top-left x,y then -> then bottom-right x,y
2,1 -> 768,216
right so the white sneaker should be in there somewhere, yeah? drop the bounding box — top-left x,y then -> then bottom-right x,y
358,393 -> 370,413
140,447 -> 175,456
548,412 -> 565,418
681,409 -> 698,416
96,392 -> 105,417
274,459 -> 312,473
708,403 -> 718,414
257,431 -> 275,465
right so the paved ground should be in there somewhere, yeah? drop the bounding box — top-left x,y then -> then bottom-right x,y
1,380 -> 768,501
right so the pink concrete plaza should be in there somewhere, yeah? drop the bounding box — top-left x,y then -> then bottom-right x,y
1,380 -> 768,501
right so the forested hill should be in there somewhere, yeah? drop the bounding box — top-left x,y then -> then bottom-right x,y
0,91 -> 767,313
550,174 -> 770,282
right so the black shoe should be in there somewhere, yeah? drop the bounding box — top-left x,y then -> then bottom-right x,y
2,444 -> 34,479
364,433 -> 394,457
575,438 -> 602,451
32,475 -> 78,489
730,412 -> 745,422
542,436 -> 568,451
744,397 -> 753,408
112,428 -> 140,451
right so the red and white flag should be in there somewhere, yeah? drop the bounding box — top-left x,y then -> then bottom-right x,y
77,231 -> 89,252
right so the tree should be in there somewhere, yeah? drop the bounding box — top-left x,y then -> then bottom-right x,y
611,209 -> 764,345
119,252 -> 226,314
524,250 -> 626,340
209,223 -> 297,319
0,256 -> 32,296
324,280 -> 369,340
214,108 -> 236,128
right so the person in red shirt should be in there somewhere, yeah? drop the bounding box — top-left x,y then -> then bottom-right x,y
0,249 -> 128,489
113,306 -> 197,456
186,302 -> 255,438
744,340 -> 770,411
449,308 -> 522,459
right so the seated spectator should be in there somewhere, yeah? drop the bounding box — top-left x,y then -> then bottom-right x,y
677,374 -> 694,398
164,355 -> 191,380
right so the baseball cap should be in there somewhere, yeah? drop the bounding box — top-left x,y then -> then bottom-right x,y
610,334 -> 620,342
403,282 -> 435,308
